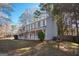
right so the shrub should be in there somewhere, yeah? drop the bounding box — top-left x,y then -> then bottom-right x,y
72,36 -> 79,44
53,37 -> 58,41
38,31 -> 45,42
14,35 -> 18,39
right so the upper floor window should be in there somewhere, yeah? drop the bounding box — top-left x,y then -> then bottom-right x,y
36,22 -> 38,28
40,20 -> 43,27
34,23 -> 36,29
29,24 -> 31,30
43,20 -> 46,26
32,24 -> 34,29
25,25 -> 29,31
23,26 -> 25,31
31,24 -> 32,30
38,21 -> 40,28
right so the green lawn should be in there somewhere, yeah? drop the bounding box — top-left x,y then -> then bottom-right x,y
0,40 -> 78,56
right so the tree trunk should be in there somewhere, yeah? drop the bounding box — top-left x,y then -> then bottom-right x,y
74,11 -> 79,36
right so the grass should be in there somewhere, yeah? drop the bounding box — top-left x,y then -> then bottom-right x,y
0,39 -> 78,56
0,40 -> 40,53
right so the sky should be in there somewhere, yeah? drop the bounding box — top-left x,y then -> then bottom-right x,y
10,3 -> 40,25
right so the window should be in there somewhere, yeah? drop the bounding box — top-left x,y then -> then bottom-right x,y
36,22 -> 38,28
34,23 -> 36,29
43,20 -> 46,26
38,21 -> 40,28
31,24 -> 32,30
32,24 -> 34,29
45,20 -> 47,26
23,26 -> 25,31
40,21 -> 43,27
26,25 -> 29,31
29,25 -> 31,30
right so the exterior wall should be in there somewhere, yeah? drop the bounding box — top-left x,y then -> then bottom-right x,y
18,14 -> 58,40
45,17 -> 57,40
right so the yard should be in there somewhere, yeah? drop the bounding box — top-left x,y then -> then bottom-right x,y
0,40 -> 79,56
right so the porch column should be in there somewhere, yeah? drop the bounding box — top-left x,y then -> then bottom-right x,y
35,30 -> 36,40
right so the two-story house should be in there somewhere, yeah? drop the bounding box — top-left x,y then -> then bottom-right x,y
17,11 -> 58,40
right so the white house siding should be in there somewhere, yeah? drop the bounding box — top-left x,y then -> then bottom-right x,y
45,17 -> 57,40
